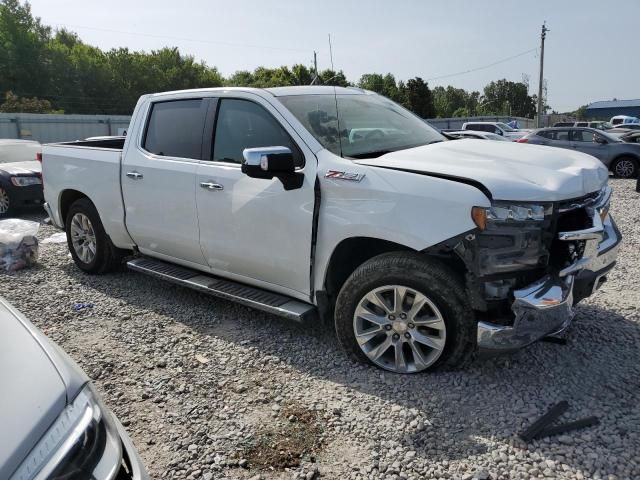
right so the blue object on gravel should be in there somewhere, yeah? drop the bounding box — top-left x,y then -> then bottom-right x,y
73,302 -> 94,311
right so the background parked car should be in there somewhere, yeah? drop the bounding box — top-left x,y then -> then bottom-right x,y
460,121 -> 527,140
520,127 -> 640,178
0,295 -> 148,479
575,121 -> 614,130
446,130 -> 511,141
619,131 -> 640,143
0,139 -> 43,217
610,115 -> 640,126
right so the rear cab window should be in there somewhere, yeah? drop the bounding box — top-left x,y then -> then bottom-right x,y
143,99 -> 209,160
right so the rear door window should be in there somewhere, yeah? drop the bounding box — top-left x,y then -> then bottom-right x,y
553,130 -> 571,141
143,99 -> 208,160
571,130 -> 595,142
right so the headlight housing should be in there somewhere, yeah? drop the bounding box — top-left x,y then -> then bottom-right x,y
10,383 -> 122,480
10,176 -> 42,187
472,203 -> 552,230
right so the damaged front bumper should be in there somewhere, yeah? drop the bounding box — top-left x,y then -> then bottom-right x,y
477,198 -> 621,352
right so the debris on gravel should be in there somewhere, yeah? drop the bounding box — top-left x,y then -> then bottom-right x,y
1,178 -> 639,479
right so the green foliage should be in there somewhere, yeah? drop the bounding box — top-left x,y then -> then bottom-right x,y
574,105 -> 588,120
0,90 -> 52,112
432,86 -> 480,117
478,79 -> 536,117
0,0 -> 540,118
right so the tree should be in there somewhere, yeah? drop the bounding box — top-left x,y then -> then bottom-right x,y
479,79 -> 536,117
432,86 -> 478,117
0,90 -> 52,112
0,0 -> 51,97
574,105 -> 588,120
401,77 -> 434,118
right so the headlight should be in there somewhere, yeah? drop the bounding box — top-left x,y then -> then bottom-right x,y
10,383 -> 122,480
472,204 -> 551,230
10,176 -> 42,187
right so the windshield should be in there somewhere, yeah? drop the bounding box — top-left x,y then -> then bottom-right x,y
497,122 -> 515,132
277,93 -> 445,158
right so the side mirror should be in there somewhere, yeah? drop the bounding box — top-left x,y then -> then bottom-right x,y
241,146 -> 303,190
242,146 -> 295,176
595,136 -> 607,145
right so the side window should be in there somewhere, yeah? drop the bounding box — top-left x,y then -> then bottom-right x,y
493,126 -> 503,135
571,130 -> 594,142
143,99 -> 208,159
213,98 -> 303,166
537,130 -> 550,139
554,130 -> 570,141
466,124 -> 481,132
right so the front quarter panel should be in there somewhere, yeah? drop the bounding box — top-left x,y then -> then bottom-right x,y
313,150 -> 491,291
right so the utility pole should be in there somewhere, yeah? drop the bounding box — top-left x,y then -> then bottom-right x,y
311,51 -> 319,85
537,22 -> 548,127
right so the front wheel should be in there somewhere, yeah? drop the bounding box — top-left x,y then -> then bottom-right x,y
334,252 -> 476,373
611,157 -> 638,178
0,186 -> 12,217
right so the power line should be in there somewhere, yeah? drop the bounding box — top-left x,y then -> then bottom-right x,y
53,22 -> 316,54
426,47 -> 538,82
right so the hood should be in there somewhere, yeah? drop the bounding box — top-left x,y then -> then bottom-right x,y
0,299 -> 67,479
357,140 -> 609,201
0,160 -> 41,176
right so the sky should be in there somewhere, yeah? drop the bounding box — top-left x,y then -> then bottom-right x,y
27,0 -> 640,113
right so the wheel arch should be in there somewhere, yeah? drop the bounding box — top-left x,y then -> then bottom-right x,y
59,189 -> 91,224
323,237 -> 414,299
610,154 -> 639,176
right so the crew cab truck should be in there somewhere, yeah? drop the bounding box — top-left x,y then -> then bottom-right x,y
42,86 -> 621,374
461,121 -> 527,140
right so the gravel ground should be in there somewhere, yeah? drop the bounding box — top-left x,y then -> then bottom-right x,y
1,178 -> 639,480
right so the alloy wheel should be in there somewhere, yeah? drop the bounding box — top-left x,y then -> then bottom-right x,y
70,213 -> 97,264
615,159 -> 635,178
0,188 -> 9,214
353,285 -> 446,373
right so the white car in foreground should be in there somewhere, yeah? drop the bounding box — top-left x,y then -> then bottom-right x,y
0,296 -> 148,479
42,86 -> 620,374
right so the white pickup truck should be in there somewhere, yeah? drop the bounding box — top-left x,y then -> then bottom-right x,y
42,86 -> 621,374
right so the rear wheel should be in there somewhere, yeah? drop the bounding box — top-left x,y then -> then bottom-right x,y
0,187 -> 12,217
65,198 -> 124,274
611,156 -> 638,178
334,252 -> 476,373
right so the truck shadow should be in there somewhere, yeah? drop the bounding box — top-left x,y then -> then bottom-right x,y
61,262 -> 640,472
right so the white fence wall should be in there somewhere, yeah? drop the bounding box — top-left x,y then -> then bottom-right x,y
0,113 -> 131,143
425,115 -> 536,130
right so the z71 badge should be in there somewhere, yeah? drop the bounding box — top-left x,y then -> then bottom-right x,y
324,170 -> 365,182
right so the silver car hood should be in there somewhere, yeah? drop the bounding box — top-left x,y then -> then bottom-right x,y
0,298 -> 87,479
0,160 -> 41,175
357,140 -> 609,201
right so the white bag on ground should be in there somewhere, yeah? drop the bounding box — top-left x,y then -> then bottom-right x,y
0,219 -> 40,271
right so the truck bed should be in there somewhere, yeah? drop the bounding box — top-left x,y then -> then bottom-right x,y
42,138 -> 132,248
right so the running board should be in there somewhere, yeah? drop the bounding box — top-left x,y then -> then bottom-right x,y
127,257 -> 315,322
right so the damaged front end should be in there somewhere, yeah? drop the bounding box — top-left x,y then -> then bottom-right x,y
447,187 -> 620,352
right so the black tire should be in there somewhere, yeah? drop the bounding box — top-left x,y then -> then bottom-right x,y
65,197 -> 124,274
611,156 -> 638,179
0,186 -> 13,218
334,252 -> 476,373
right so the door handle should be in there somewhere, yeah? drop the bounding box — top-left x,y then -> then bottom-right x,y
126,171 -> 143,180
200,181 -> 224,191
